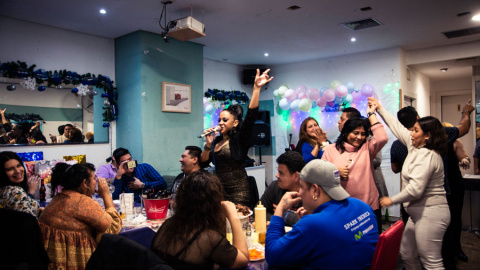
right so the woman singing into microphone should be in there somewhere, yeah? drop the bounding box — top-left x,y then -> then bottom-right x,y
201,69 -> 273,207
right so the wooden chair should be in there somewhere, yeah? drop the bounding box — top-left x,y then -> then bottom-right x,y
370,220 -> 404,270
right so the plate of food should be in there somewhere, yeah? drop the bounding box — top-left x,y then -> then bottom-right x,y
249,248 -> 265,261
236,204 -> 253,218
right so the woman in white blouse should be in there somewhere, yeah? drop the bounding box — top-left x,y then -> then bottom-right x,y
368,97 -> 450,270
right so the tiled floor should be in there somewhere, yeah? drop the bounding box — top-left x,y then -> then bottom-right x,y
457,230 -> 480,270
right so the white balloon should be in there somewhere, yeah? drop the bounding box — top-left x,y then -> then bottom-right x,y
205,104 -> 215,114
279,98 -> 290,110
290,99 -> 301,111
278,86 -> 288,98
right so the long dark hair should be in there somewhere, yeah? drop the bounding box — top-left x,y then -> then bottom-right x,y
417,116 -> 447,155
298,117 -> 319,147
335,117 -> 371,153
152,171 -> 226,256
0,151 -> 28,192
51,162 -> 95,195
222,104 -> 244,138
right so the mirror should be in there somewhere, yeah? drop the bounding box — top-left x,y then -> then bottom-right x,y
0,79 -> 109,145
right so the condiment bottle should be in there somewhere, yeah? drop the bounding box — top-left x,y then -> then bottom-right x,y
254,202 -> 266,244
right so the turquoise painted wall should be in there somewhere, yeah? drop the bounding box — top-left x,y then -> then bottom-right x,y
115,31 -> 204,176
115,31 -> 144,160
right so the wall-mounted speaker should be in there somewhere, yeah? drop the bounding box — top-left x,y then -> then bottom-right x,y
242,68 -> 269,85
251,122 -> 271,146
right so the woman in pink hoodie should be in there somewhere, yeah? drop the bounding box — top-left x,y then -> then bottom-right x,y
322,102 -> 388,228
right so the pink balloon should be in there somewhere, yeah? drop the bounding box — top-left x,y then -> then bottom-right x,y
351,90 -> 362,102
316,97 -> 327,107
296,85 -> 307,94
323,88 -> 336,102
307,88 -> 320,101
298,92 -> 307,100
285,89 -> 297,102
335,85 -> 348,98
361,84 -> 375,97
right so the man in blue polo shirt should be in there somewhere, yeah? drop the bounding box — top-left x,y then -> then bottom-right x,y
111,147 -> 167,203
266,159 -> 378,270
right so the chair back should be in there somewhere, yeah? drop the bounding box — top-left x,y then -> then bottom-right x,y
0,208 -> 50,270
370,220 -> 404,270
86,233 -> 173,270
248,176 -> 259,210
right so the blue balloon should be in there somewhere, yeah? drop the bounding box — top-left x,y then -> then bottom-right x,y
71,88 -> 78,93
38,86 -> 46,91
311,100 -> 318,109
102,123 -> 110,128
345,81 -> 355,91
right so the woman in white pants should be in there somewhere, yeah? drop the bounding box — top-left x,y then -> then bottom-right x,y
368,97 -> 450,270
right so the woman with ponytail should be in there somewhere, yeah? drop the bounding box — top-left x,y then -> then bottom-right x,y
39,163 -> 122,270
200,69 -> 273,207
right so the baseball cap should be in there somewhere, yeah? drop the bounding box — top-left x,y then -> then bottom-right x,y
299,159 -> 349,201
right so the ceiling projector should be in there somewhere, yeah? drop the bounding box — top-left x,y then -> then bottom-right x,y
168,16 -> 206,41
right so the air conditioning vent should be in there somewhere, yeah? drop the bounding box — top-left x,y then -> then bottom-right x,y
443,26 -> 480,39
341,18 -> 382,31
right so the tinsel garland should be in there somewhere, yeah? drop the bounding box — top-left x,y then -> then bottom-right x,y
0,60 -> 118,123
204,89 -> 249,103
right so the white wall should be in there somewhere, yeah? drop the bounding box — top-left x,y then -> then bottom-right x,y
0,16 -> 115,168
404,67 -> 431,117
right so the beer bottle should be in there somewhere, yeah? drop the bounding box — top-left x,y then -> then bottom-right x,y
40,179 -> 46,202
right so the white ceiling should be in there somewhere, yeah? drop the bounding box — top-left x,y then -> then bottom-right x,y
1,0 -> 480,80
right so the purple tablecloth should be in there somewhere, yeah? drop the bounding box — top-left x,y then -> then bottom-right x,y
119,226 -> 156,249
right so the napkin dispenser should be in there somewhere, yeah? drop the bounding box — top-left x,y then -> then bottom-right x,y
119,193 -> 134,216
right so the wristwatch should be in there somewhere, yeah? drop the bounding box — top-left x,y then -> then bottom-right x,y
367,112 -> 376,118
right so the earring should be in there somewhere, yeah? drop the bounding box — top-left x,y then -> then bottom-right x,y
313,196 -> 318,201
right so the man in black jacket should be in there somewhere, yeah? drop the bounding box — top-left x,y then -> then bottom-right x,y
260,151 -> 305,226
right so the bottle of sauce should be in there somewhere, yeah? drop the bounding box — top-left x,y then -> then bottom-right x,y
39,179 -> 46,202
255,202 -> 266,245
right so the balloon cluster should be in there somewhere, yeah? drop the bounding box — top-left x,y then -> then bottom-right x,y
274,80 -> 375,112
203,89 -> 249,115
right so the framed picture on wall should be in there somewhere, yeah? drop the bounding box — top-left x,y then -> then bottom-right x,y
161,82 -> 191,113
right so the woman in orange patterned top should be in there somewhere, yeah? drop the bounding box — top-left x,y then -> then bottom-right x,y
39,163 -> 122,270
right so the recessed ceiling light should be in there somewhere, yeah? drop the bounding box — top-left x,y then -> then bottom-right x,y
351,37 -> 356,42
440,68 -> 448,72
100,9 -> 107,14
264,53 -> 269,57
473,14 -> 480,21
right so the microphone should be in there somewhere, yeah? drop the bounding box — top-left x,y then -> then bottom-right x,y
198,126 -> 221,138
